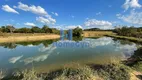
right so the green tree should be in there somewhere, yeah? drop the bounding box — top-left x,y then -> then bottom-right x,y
6,25 -> 15,33
1,26 -> 9,32
42,25 -> 52,33
73,27 -> 83,37
15,28 -> 32,33
31,26 -> 43,33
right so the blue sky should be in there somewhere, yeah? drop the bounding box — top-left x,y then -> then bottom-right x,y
0,0 -> 142,29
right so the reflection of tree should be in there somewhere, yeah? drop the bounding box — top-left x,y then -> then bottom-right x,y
0,43 -> 17,49
119,40 -> 133,45
17,39 -> 58,47
73,37 -> 83,41
42,40 -> 55,47
0,39 -> 59,49
113,38 -> 133,45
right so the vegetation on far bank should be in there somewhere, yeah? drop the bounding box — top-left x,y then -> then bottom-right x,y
83,31 -> 114,37
0,25 -> 60,34
113,27 -> 142,38
106,34 -> 142,44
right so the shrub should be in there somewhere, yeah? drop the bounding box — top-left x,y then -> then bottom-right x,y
45,66 -> 101,80
73,27 -> 83,37
94,64 -> 131,80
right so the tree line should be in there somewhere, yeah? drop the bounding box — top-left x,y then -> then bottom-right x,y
0,25 -> 60,34
113,26 -> 142,38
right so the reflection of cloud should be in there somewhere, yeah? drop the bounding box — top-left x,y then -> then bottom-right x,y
27,44 -> 35,47
39,44 -> 56,52
84,37 -> 138,58
21,54 -> 50,64
9,55 -> 23,63
21,44 -> 56,64
116,43 -> 137,58
84,37 -> 114,47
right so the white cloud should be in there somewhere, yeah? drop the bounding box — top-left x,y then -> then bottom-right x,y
117,10 -> 142,25
122,0 -> 141,10
24,22 -> 36,26
84,19 -> 113,29
52,24 -> 83,30
36,16 -> 56,24
14,2 -> 47,16
52,12 -> 58,16
14,2 -> 56,24
96,12 -> 102,15
2,5 -> 19,14
66,25 -> 83,29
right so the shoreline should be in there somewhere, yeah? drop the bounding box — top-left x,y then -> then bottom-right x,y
106,34 -> 142,44
0,33 -> 60,43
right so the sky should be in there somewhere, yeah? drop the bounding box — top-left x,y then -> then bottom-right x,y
0,0 -> 142,29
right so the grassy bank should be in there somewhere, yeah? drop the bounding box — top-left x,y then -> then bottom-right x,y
83,31 -> 114,37
1,63 -> 141,80
106,34 -> 142,44
0,33 -> 60,43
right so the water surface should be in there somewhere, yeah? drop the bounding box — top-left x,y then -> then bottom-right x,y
0,37 -> 140,72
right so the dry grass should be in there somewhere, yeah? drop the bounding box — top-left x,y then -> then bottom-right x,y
53,66 -> 102,80
0,33 -> 60,43
21,69 -> 42,80
83,31 -> 114,37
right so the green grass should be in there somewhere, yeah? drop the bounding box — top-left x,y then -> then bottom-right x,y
132,61 -> 142,73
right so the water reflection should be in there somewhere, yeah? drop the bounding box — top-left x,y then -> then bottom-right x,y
0,39 -> 58,49
84,37 -> 138,58
9,55 -> 23,64
0,37 -> 141,71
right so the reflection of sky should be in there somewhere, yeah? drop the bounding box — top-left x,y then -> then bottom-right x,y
84,37 -> 137,58
20,44 -> 57,64
84,37 -> 114,47
21,37 -> 138,64
0,37 -> 140,69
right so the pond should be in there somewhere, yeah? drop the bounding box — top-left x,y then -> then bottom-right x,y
0,37 -> 141,73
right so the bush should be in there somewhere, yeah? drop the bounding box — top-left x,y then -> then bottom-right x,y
132,61 -> 142,72
93,64 -> 131,80
114,26 -> 142,38
45,66 -> 100,80
73,27 -> 83,37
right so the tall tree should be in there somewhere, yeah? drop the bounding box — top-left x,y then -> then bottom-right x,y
6,25 -> 15,33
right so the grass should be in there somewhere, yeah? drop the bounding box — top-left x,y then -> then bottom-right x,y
0,33 -> 60,43
1,62 -> 133,80
106,34 -> 142,43
53,66 -> 100,80
132,61 -> 142,73
83,31 -> 114,37
125,47 -> 142,73
0,33 -> 56,37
